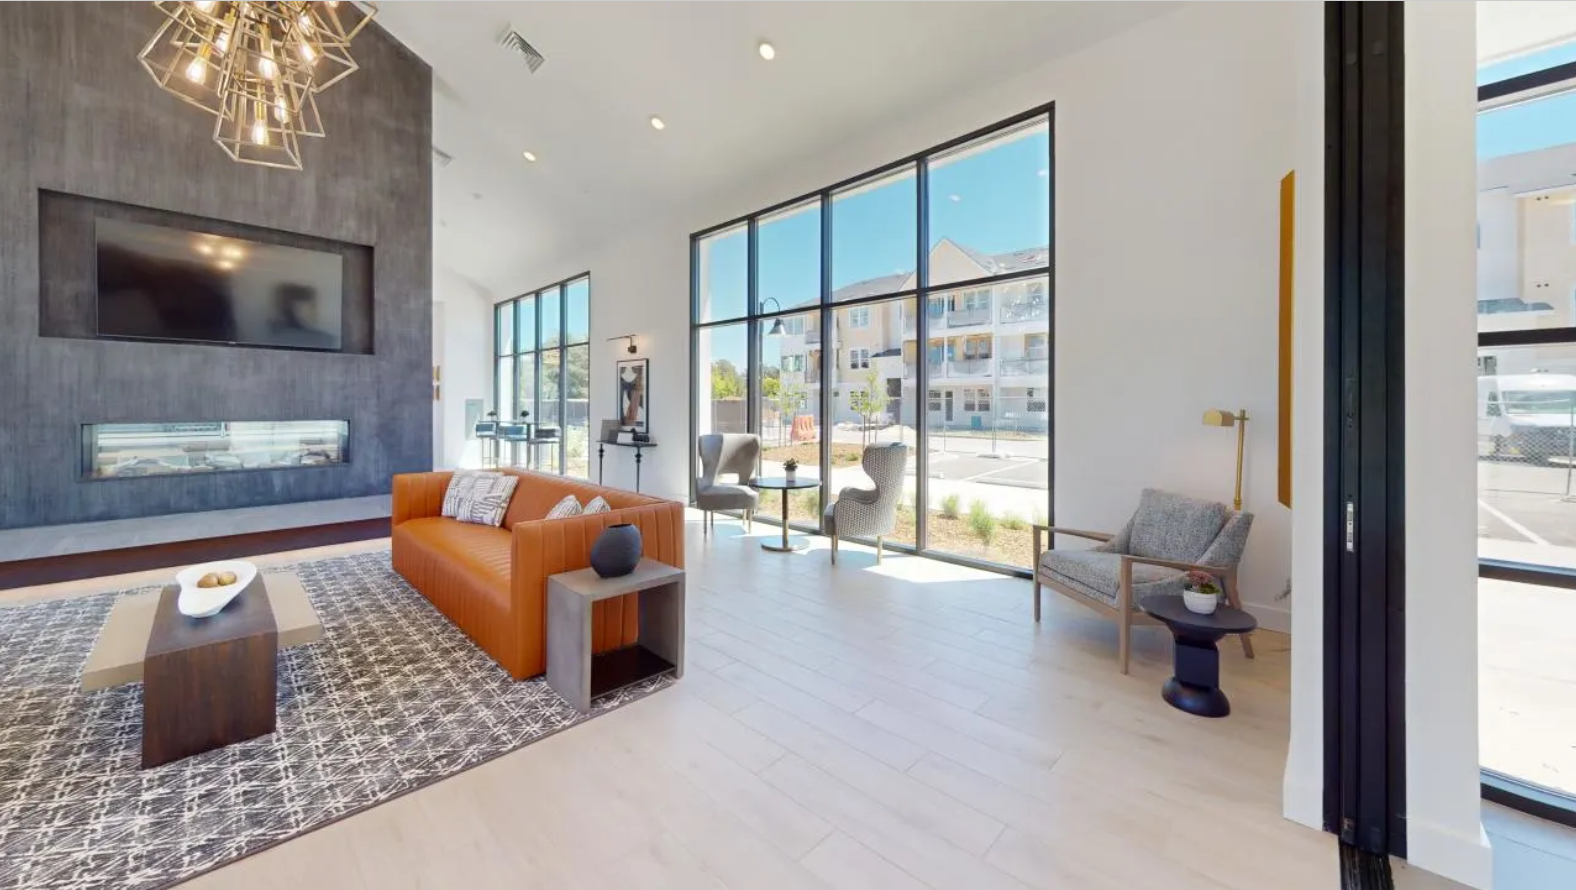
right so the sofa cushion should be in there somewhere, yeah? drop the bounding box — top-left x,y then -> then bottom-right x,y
1127,489 -> 1229,563
392,517 -> 513,609
453,473 -> 519,527
1039,549 -> 1186,609
500,470 -> 651,527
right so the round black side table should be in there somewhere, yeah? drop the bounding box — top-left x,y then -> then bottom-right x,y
1139,594 -> 1258,718
748,476 -> 821,552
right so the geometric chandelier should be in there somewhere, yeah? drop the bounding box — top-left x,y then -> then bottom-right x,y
138,1 -> 377,171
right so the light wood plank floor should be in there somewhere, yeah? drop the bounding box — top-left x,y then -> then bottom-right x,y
5,515 -> 1337,889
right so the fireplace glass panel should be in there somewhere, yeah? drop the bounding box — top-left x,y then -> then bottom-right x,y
82,421 -> 349,479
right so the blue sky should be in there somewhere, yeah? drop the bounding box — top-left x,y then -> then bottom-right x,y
702,125 -> 1051,321
1479,43 -> 1576,160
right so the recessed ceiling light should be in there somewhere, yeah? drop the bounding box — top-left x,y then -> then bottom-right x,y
758,41 -> 776,61
216,259 -> 236,271
649,116 -> 666,131
522,150 -> 537,162
221,244 -> 244,259
195,243 -> 215,256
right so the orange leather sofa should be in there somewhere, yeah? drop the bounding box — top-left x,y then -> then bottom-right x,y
391,468 -> 684,680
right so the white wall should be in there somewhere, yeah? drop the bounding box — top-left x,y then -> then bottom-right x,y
1404,3 -> 1493,886
1283,0 -> 1326,834
508,0 -> 1301,624
433,268 -> 494,470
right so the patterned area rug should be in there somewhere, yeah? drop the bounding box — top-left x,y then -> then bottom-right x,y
0,550 -> 670,890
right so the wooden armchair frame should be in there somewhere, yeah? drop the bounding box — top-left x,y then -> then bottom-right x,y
1032,525 -> 1255,674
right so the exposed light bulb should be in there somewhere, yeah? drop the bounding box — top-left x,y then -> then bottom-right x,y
216,29 -> 231,54
252,120 -> 268,145
185,57 -> 207,84
221,244 -> 244,259
194,0 -> 217,12
196,243 -> 215,256
274,93 -> 288,122
299,13 -> 313,32
300,42 -> 316,63
216,259 -> 236,271
259,56 -> 277,79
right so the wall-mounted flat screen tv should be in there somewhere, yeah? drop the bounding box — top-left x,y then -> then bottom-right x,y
95,217 -> 344,351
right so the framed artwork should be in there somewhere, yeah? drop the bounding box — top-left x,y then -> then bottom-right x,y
617,359 -> 649,431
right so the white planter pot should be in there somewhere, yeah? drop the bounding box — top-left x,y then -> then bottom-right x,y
1182,589 -> 1219,615
785,470 -> 796,482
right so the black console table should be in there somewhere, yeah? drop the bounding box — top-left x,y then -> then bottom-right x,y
597,440 -> 658,492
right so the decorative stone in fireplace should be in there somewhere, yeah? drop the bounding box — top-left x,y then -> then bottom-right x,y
81,421 -> 349,480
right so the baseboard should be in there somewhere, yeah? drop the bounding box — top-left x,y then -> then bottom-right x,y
1284,759 -> 1325,830
1402,817 -> 1494,890
1245,600 -> 1292,634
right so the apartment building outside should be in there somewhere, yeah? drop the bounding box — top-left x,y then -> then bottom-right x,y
766,237 -> 1050,437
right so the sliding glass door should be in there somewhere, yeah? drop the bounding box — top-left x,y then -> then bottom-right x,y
689,108 -> 1052,573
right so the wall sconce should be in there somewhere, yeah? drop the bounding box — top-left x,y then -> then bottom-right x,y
1202,408 -> 1248,512
607,334 -> 638,354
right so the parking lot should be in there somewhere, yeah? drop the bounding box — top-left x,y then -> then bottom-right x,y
1478,456 -> 1576,552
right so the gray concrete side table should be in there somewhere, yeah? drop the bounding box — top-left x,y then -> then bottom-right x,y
547,559 -> 685,713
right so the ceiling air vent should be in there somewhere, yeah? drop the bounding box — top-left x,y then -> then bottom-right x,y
432,146 -> 453,168
497,27 -> 546,73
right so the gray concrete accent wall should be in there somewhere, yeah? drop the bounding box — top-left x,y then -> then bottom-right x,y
0,2 -> 433,529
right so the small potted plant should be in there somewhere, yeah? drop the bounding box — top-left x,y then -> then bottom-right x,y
1182,570 -> 1222,615
783,457 -> 798,481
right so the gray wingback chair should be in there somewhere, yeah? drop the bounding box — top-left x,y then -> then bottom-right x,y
695,434 -> 761,534
1032,488 -> 1255,673
824,443 -> 908,564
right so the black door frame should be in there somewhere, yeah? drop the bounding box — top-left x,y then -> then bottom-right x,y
1323,0 -> 1408,867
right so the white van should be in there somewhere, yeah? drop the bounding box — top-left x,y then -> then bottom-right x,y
1478,373 -> 1576,461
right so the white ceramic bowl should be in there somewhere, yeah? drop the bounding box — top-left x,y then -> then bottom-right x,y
175,560 -> 258,618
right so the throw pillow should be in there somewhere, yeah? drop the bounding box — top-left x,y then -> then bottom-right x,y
453,473 -> 520,528
545,494 -> 584,520
442,470 -> 498,518
583,495 -> 612,515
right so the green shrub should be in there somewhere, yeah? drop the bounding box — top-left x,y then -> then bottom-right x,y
999,512 -> 1026,531
940,493 -> 962,519
968,499 -> 996,545
792,487 -> 820,517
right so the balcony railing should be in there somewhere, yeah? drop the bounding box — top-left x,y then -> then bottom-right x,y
947,308 -> 992,328
998,357 -> 1049,377
908,359 -> 995,378
999,301 -> 1049,324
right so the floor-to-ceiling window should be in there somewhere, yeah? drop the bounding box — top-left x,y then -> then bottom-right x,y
689,108 -> 1051,572
1476,42 -> 1576,819
494,274 -> 591,477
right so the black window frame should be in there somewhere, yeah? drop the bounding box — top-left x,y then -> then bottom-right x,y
493,272 -> 592,478
688,104 -> 1054,576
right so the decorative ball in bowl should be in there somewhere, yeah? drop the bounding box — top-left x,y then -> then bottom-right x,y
175,560 -> 258,618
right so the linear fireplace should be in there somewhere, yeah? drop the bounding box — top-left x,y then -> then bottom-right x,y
81,421 -> 349,480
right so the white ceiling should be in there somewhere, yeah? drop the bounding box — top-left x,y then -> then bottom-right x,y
1478,0 -> 1576,63
373,1 -> 1178,298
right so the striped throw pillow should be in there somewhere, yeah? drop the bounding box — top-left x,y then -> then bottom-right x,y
442,470 -> 496,518
453,473 -> 520,527
583,496 -> 612,515
545,495 -> 583,520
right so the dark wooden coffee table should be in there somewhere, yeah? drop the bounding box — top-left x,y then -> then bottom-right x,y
1139,594 -> 1258,718
142,579 -> 279,768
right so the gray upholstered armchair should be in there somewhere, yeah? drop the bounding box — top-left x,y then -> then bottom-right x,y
695,434 -> 760,534
1032,488 -> 1255,673
823,443 -> 908,564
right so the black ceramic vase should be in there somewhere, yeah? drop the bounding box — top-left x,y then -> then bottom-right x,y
590,523 -> 642,578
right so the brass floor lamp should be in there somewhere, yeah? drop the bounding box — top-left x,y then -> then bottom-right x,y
1203,409 -> 1248,512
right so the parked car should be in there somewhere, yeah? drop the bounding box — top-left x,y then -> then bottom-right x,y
1478,373 -> 1576,461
